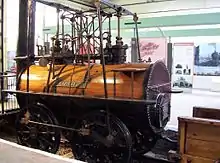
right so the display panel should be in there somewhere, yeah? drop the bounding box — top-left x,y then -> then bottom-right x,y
172,43 -> 194,92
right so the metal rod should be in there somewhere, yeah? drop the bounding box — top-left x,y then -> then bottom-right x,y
133,13 -> 141,62
26,0 -> 36,108
92,17 -> 95,63
117,14 -> 120,38
80,15 -> 83,64
120,0 -> 175,7
26,0 -> 32,93
86,19 -> 91,79
71,17 -> 75,62
95,1 -> 108,98
131,72 -> 134,99
108,16 -> 111,44
56,7 -> 60,38
29,120 -> 80,132
1,0 -> 4,114
1,0 -> 4,74
61,14 -> 65,52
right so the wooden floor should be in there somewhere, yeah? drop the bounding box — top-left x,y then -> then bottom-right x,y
0,138 -> 84,163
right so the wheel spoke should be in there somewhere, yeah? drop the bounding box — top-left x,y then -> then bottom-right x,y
15,104 -> 61,154
38,136 -> 54,147
71,111 -> 132,163
17,130 -> 31,134
38,131 -> 55,135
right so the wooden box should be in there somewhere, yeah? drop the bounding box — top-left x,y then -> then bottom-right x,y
179,106 -> 220,163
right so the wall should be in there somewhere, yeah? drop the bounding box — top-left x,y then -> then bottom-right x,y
43,12 -> 220,39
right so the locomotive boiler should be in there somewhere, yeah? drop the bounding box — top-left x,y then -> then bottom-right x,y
10,0 -> 172,162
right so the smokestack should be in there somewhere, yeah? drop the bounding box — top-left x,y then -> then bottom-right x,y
16,0 -> 36,75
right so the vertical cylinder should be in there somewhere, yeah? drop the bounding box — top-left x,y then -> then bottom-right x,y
108,16 -> 111,44
16,0 -> 28,74
117,15 -> 120,38
27,0 -> 36,57
16,0 -> 36,74
131,37 -> 138,62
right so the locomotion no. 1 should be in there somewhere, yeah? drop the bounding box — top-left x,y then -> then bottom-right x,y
7,0 -> 173,162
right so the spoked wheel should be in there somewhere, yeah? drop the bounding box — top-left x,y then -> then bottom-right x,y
71,110 -> 133,163
15,103 -> 61,154
132,130 -> 157,155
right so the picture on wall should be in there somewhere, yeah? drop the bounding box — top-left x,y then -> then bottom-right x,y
194,43 -> 220,76
139,37 -> 167,63
172,75 -> 192,88
174,64 -> 192,75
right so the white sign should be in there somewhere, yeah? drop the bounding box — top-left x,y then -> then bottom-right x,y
172,43 -> 194,92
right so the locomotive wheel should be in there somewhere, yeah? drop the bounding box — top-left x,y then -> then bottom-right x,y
15,103 -> 61,154
132,130 -> 157,155
71,110 -> 132,163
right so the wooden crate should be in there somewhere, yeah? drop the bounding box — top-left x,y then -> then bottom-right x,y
193,106 -> 220,120
179,106 -> 220,163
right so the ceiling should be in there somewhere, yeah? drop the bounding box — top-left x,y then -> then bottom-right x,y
111,0 -> 175,5
37,0 -> 136,15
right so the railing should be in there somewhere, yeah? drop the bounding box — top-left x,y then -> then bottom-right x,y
0,72 -> 19,114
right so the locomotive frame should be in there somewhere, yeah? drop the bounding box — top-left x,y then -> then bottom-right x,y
2,0 -> 178,162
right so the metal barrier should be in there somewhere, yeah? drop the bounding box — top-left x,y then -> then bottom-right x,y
0,72 -> 19,114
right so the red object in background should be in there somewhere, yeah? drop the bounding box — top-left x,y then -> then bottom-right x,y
79,43 -> 95,55
79,43 -> 95,64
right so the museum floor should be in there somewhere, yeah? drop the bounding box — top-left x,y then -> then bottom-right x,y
167,89 -> 220,130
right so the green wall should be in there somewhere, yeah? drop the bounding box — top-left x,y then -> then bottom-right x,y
43,12 -> 220,38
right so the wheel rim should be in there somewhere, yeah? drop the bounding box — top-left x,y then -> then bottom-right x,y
72,111 -> 132,163
132,130 -> 157,155
144,60 -> 171,133
15,104 -> 61,154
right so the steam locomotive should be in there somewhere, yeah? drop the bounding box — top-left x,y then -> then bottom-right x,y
10,0 -> 172,162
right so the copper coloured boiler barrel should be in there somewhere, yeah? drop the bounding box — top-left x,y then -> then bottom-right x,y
18,60 -> 170,101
